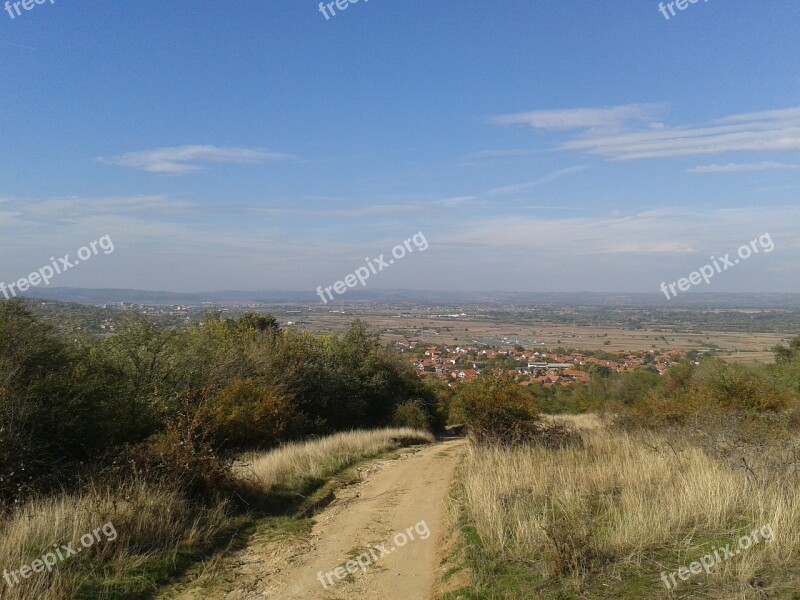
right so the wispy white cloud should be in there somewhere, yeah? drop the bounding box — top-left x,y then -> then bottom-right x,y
0,40 -> 36,50
714,107 -> 800,124
0,195 -> 200,226
2,194 -> 798,293
463,149 -> 533,159
305,195 -> 346,202
689,162 -> 800,173
457,149 -> 536,168
442,206 -> 800,259
244,196 -> 478,218
564,106 -> 800,161
245,203 -> 425,218
488,166 -> 588,196
491,104 -> 663,132
98,145 -> 296,174
416,207 -> 800,293
494,104 -> 800,162
0,193 -> 483,230
599,241 -> 699,255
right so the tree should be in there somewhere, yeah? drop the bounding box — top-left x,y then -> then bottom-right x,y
234,312 -> 280,333
772,336 -> 800,363
610,369 -> 661,406
200,379 -> 296,448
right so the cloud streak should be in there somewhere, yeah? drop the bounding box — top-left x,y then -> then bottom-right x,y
2,195 -> 798,293
98,145 -> 296,174
491,104 -> 663,131
464,149 -> 533,159
688,162 -> 800,173
444,206 -> 800,259
493,104 -> 800,162
488,165 -> 588,196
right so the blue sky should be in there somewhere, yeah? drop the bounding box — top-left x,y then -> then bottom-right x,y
1,0 -> 799,296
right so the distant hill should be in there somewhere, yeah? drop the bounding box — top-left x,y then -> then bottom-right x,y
15,287 -> 800,309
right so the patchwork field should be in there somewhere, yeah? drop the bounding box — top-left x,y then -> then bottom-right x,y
288,311 -> 789,366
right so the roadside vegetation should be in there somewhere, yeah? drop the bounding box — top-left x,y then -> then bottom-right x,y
446,337 -> 800,599
0,427 -> 432,600
0,300 -> 438,599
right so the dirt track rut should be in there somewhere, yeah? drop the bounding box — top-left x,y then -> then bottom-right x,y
166,439 -> 464,600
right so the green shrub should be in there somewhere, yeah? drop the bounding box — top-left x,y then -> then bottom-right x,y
124,391 -> 235,503
392,400 -> 430,429
458,373 -> 542,446
612,358 -> 796,432
199,379 -> 297,449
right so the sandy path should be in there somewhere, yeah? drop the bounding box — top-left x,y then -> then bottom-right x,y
169,438 -> 464,600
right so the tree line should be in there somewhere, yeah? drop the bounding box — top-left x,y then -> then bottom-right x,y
0,301 -> 443,507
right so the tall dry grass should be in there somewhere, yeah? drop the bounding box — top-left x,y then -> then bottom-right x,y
0,480 -> 228,600
458,415 -> 800,596
236,427 -> 434,492
544,413 -> 604,430
0,428 -> 432,599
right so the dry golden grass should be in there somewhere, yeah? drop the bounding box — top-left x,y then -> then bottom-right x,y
544,413 -> 604,430
0,428 -> 433,599
236,427 -> 434,492
458,415 -> 800,597
0,480 -> 228,600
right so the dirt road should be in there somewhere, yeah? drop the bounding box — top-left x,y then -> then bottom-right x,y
169,438 -> 464,600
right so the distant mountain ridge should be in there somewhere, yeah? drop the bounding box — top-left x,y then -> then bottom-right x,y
16,287 -> 800,309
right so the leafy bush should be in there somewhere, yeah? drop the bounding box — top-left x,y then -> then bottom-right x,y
612,358 -> 796,431
0,302 -> 160,505
391,400 -> 430,429
199,379 -> 297,449
457,373 -> 542,446
123,391 -> 235,503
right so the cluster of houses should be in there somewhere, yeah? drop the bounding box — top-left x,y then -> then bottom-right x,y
410,345 -> 481,383
399,342 -> 687,387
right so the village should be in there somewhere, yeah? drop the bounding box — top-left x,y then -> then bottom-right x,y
397,341 -> 691,387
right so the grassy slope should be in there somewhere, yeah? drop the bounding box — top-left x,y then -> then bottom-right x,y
444,415 -> 800,599
0,428 -> 434,600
